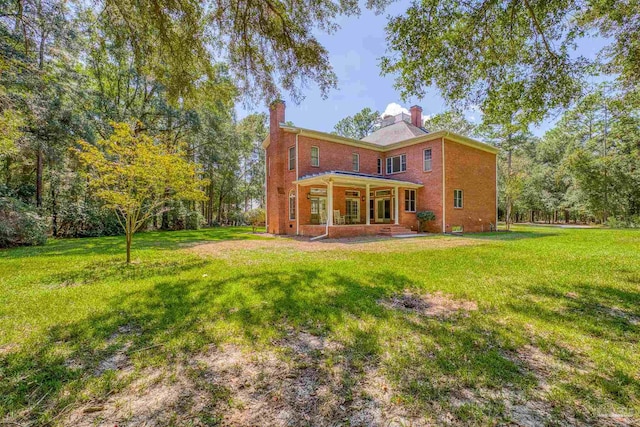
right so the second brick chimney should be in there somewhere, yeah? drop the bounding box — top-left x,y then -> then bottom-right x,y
410,105 -> 423,128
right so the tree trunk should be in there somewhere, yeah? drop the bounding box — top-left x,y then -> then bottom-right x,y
51,182 -> 58,237
126,233 -> 131,263
36,147 -> 43,208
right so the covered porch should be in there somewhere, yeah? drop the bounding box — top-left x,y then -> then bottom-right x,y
292,171 -> 423,237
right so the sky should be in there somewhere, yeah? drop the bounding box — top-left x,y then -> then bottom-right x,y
236,1 -> 610,138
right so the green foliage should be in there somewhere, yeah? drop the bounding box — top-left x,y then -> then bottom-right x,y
607,216 -> 640,229
74,122 -> 208,262
245,207 -> 266,232
1,226 -> 639,423
416,210 -> 436,222
416,210 -> 436,232
333,107 -> 380,139
423,111 -> 477,137
382,0 -> 639,127
0,197 -> 47,247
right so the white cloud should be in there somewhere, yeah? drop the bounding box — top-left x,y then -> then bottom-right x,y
381,102 -> 409,117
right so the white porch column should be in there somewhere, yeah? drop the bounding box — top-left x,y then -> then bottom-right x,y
365,183 -> 370,225
327,180 -> 334,226
394,186 -> 399,225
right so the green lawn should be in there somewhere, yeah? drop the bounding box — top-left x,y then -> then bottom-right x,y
1,226 -> 639,425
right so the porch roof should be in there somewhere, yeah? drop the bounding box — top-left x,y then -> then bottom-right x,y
292,170 -> 424,189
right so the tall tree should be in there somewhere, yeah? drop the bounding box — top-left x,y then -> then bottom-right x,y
423,111 -> 477,137
381,0 -> 639,127
333,107 -> 380,139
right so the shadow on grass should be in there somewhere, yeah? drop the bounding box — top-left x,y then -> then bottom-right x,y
0,227 -> 261,260
504,281 -> 640,409
0,268 -> 538,425
461,230 -> 558,241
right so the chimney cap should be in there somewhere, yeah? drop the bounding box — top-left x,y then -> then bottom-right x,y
410,105 -> 423,111
269,99 -> 286,108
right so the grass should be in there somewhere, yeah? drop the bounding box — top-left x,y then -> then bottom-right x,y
1,226 -> 639,425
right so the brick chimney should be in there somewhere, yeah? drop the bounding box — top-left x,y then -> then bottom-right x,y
267,100 -> 286,235
410,105 -> 423,128
269,99 -> 285,137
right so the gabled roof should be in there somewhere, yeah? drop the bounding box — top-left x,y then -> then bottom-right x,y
361,120 -> 427,145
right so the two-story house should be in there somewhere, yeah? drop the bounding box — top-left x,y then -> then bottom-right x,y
263,100 -> 498,238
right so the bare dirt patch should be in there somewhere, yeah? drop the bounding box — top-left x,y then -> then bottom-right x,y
379,290 -> 478,319
63,331 -> 426,427
186,234 -> 485,259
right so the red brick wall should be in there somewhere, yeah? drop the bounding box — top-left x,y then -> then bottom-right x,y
267,117 -> 496,235
443,139 -> 497,232
384,138 -> 444,232
297,136 -> 382,178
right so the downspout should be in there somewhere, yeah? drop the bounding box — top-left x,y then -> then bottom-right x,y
441,137 -> 446,233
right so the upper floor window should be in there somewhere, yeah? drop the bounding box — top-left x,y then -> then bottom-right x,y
288,146 -> 295,171
386,154 -> 407,174
405,189 -> 416,212
352,153 -> 360,172
289,190 -> 296,220
423,149 -> 432,172
454,189 -> 463,209
311,146 -> 319,167
377,158 -> 382,175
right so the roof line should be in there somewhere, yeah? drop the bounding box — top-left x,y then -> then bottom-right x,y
263,125 -> 498,154
293,171 -> 424,188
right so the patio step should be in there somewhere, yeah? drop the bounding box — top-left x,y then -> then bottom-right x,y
378,225 -> 417,236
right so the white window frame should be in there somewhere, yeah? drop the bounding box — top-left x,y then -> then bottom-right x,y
345,198 -> 359,223
289,190 -> 296,220
288,146 -> 295,171
454,189 -> 463,209
345,190 -> 360,197
404,189 -> 416,212
385,154 -> 407,174
423,149 -> 432,172
311,146 -> 319,167
352,153 -> 360,172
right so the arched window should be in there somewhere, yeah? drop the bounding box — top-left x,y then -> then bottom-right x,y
289,190 -> 296,220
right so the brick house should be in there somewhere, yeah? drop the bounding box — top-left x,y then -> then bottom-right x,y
263,100 -> 498,238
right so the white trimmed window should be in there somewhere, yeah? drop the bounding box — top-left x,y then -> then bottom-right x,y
377,158 -> 382,174
352,153 -> 360,172
288,146 -> 295,170
386,154 -> 407,174
311,146 -> 319,167
289,190 -> 296,220
404,189 -> 416,212
454,189 -> 463,208
423,149 -> 432,172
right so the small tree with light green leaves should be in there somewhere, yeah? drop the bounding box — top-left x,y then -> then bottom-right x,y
74,122 -> 208,263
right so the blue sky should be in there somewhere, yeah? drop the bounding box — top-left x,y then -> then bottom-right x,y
237,1 -> 610,137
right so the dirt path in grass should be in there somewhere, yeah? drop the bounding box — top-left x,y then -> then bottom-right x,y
186,234 -> 485,258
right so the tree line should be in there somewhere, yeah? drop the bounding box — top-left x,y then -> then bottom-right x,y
1,0 -> 638,250
334,86 -> 640,228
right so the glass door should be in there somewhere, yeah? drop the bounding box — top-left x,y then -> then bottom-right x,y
310,197 -> 327,224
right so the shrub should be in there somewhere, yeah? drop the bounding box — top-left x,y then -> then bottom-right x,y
416,210 -> 436,232
0,197 -> 48,247
607,216 -> 640,229
245,208 -> 266,232
185,210 -> 204,230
